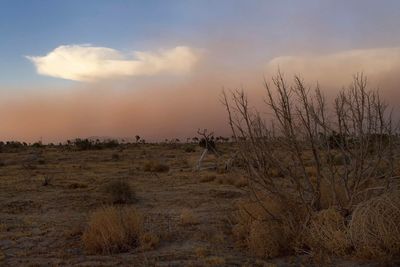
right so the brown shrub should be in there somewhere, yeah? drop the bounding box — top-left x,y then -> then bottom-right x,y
247,219 -> 286,258
82,206 -> 143,254
305,208 -> 351,256
232,196 -> 306,258
349,191 -> 400,259
103,180 -> 136,204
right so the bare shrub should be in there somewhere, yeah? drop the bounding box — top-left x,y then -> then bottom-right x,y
349,191 -> 400,259
232,196 -> 306,258
82,206 -> 143,254
222,72 -> 398,258
103,180 -> 136,204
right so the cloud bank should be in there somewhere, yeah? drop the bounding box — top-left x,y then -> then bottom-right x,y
265,47 -> 400,89
27,45 -> 199,81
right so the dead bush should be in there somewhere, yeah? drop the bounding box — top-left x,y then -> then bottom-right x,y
103,180 -> 136,204
349,191 -> 400,259
222,73 -> 397,215
232,196 -> 306,258
82,206 -> 143,254
247,219 -> 286,258
223,73 -> 399,259
305,208 -> 351,256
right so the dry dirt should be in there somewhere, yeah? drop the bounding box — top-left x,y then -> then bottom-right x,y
0,144 -> 388,266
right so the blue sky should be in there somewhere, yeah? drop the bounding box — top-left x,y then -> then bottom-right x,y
2,0 -> 400,87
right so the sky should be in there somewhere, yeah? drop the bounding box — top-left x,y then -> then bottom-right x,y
1,0 -> 400,142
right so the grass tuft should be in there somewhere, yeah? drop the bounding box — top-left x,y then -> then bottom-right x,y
82,206 -> 143,254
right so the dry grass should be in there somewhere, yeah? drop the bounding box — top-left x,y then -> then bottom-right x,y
246,219 -> 287,258
82,205 -> 143,254
305,208 -> 351,256
349,191 -> 400,259
232,196 -> 305,258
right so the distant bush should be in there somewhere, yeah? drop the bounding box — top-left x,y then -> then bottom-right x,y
82,206 -> 143,254
72,138 -> 120,150
0,141 -> 27,153
103,180 -> 136,204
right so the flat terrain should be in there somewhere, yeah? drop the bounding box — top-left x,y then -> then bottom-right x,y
0,144 -> 389,266
0,143 -> 259,266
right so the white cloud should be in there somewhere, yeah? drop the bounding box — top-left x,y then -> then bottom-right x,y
27,45 -> 200,81
265,47 -> 400,86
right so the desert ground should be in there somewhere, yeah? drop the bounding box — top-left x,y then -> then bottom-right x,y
0,142 -> 254,266
0,142 -> 395,267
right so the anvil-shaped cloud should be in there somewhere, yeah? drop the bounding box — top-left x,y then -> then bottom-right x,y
27,45 -> 199,81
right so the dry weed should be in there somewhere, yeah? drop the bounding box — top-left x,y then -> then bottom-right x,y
349,191 -> 400,259
82,206 -> 143,254
233,196 -> 306,258
305,208 -> 351,256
